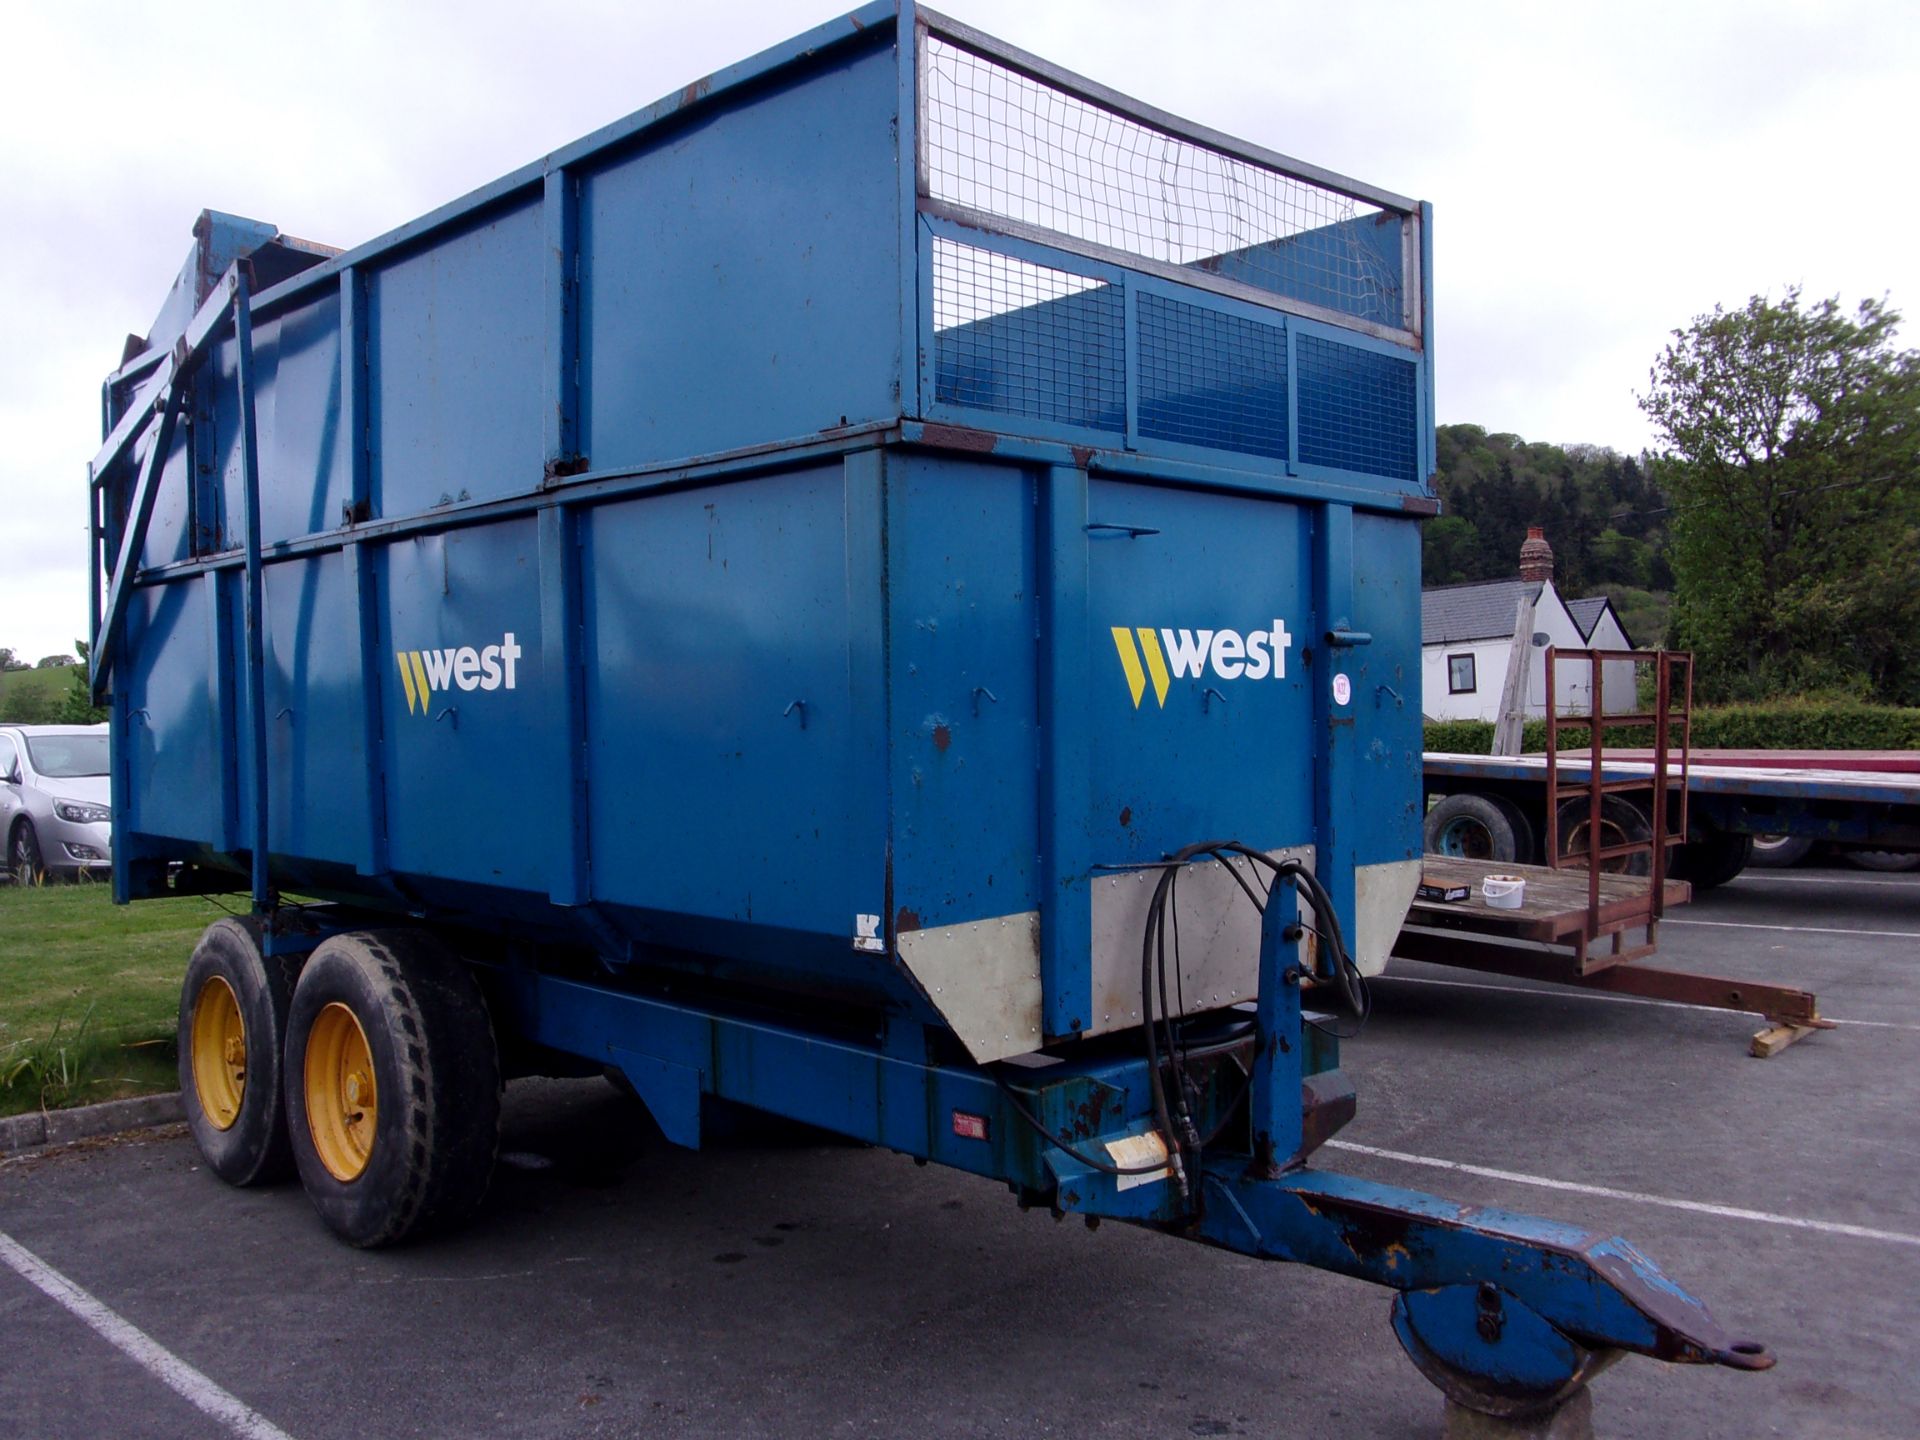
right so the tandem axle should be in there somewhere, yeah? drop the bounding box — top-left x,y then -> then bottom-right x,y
183,850 -> 1770,1428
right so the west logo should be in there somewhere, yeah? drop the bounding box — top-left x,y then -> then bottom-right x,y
1110,621 -> 1293,708
396,632 -> 522,716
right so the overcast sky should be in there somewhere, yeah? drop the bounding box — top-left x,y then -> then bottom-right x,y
3,0 -> 1914,665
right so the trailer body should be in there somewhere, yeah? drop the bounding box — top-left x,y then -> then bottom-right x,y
85,5 -> 1771,1418
95,9 -> 1437,1062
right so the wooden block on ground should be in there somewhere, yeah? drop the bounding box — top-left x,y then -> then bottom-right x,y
1442,1388 -> 1593,1440
1750,1023 -> 1822,1059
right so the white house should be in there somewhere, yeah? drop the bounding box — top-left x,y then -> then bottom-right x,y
1421,529 -> 1638,723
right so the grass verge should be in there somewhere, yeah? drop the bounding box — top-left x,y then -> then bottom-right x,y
0,881 -> 217,1118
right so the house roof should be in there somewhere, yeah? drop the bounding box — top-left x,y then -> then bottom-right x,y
1566,595 -> 1634,647
1566,596 -> 1607,641
1421,579 -> 1542,645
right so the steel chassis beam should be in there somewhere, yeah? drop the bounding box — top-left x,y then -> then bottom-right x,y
485,854 -> 1771,1417
1393,926 -> 1832,1057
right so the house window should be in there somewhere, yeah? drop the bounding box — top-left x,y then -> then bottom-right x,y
1447,654 -> 1476,693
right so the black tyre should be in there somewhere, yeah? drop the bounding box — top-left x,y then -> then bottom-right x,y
1424,794 -> 1519,863
1748,834 -> 1814,869
8,820 -> 45,886
1489,795 -> 1537,866
1840,848 -> 1920,873
1672,828 -> 1752,891
285,929 -> 500,1248
1554,796 -> 1652,877
178,917 -> 304,1186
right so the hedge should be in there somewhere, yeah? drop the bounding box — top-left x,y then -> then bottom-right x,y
1424,703 -> 1920,755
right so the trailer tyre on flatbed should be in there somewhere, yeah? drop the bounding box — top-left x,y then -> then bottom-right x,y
284,930 -> 501,1248
1423,794 -> 1523,864
1749,834 -> 1814,868
179,917 -> 305,1186
1554,796 -> 1652,876
1672,828 -> 1753,890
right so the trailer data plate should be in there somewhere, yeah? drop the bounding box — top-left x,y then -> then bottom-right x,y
1107,1133 -> 1170,1190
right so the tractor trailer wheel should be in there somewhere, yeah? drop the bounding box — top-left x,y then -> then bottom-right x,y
284,930 -> 501,1248
1490,794 -> 1537,866
179,917 -> 305,1186
1554,796 -> 1653,877
1748,834 -> 1813,868
1672,828 -> 1753,891
1423,794 -> 1521,864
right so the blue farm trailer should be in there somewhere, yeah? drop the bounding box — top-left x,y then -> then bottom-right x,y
85,4 -> 1770,1421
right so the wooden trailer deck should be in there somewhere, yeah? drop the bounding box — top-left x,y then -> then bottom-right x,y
1391,856 -> 1829,1057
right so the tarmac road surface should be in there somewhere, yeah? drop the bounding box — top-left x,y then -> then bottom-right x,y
3,866 -> 1915,1438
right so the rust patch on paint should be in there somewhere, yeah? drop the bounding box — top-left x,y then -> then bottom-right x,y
932,724 -> 952,752
895,907 -> 922,934
918,423 -> 998,453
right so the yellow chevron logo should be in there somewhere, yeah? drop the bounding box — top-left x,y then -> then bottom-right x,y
1111,620 -> 1294,708
1110,627 -> 1171,709
395,632 -> 522,717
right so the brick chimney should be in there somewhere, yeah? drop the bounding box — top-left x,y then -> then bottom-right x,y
1518,526 -> 1554,584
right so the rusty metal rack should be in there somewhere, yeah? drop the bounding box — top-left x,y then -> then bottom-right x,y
1542,648 -> 1690,963
1401,650 -> 1829,1056
1395,856 -> 1829,1057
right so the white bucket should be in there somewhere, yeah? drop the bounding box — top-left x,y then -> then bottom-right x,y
1482,874 -> 1527,909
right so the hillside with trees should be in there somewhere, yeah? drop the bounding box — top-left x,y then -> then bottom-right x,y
1427,288 -> 1918,708
0,644 -> 105,725
1424,425 -> 1674,648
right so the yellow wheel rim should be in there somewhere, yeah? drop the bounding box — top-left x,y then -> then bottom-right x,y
306,1002 -> 378,1183
189,976 -> 247,1131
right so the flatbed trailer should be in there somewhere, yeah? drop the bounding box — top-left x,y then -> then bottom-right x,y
82,6 -> 1777,1426
1395,854 -> 1830,1057
1424,750 -> 1920,889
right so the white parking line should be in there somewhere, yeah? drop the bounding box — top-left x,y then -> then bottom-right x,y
1378,973 -> 1920,1031
1665,917 -> 1920,940
0,1231 -> 295,1440
1737,872 -> 1919,889
1322,1141 -> 1920,1249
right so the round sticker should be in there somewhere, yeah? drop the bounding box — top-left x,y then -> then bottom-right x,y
1332,673 -> 1352,706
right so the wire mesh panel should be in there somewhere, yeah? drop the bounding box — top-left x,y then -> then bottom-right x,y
923,32 -> 1406,329
1296,333 -> 1417,482
1137,293 -> 1288,461
932,238 -> 1125,431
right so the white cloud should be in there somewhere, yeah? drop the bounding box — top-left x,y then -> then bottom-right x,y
3,0 -> 1915,662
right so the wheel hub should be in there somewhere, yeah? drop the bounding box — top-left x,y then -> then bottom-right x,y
189,976 -> 247,1131
306,1002 -> 378,1183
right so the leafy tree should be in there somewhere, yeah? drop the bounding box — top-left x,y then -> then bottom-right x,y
1591,529 -> 1653,590
1426,426 -> 1670,596
0,648 -> 28,671
1421,513 -> 1482,584
1606,586 -> 1672,650
0,680 -> 62,724
59,642 -> 107,725
35,654 -> 76,669
1639,289 -> 1920,703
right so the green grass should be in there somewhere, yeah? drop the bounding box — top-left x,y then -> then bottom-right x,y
0,663 -> 85,724
0,882 -> 219,1117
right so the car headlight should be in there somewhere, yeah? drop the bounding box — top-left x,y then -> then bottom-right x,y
54,801 -> 111,824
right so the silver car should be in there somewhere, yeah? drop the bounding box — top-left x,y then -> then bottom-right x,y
0,724 -> 113,883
